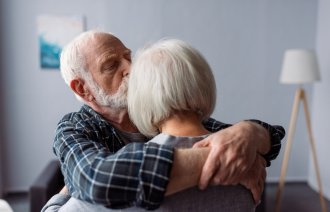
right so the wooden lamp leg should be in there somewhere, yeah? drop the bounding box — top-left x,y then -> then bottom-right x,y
301,90 -> 327,212
275,88 -> 303,212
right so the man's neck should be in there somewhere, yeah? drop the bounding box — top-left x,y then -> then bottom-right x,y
91,104 -> 137,132
159,112 -> 210,137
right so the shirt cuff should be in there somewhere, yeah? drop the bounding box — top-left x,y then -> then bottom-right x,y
246,119 -> 285,166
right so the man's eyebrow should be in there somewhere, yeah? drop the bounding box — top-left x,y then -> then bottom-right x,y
98,52 -> 117,66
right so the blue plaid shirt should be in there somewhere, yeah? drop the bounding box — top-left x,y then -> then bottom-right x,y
53,105 -> 285,209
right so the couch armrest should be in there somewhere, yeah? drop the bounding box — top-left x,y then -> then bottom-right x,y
29,160 -> 64,212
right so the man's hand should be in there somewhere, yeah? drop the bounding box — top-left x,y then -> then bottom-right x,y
193,121 -> 270,189
59,186 -> 69,195
240,155 -> 267,204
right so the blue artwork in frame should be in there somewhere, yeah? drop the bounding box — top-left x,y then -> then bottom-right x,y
39,34 -> 62,69
37,15 -> 84,70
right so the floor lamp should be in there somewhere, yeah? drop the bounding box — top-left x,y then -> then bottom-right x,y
275,49 -> 327,212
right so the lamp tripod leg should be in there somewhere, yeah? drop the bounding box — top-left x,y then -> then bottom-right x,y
301,90 -> 327,212
275,88 -> 303,212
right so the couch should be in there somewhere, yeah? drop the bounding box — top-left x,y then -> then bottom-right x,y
30,160 -> 265,212
29,160 -> 64,212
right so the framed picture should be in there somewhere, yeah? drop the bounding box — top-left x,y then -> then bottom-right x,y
37,15 -> 85,69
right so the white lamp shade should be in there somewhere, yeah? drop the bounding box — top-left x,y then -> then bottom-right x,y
280,49 -> 321,84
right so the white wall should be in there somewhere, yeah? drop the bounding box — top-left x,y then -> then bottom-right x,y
0,0 -> 5,197
1,0 -> 318,192
0,90 -> 3,197
308,0 -> 330,200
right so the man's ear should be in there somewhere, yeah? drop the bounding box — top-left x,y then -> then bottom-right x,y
70,79 -> 94,102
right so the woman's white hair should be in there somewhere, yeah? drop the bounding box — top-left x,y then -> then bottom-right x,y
128,39 -> 217,137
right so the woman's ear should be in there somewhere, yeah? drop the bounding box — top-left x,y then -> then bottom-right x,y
70,79 -> 94,102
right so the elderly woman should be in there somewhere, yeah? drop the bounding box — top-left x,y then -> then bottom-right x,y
127,39 -> 256,211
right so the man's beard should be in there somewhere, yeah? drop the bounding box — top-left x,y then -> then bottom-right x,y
91,77 -> 128,109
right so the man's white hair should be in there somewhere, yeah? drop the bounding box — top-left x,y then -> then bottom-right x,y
128,39 -> 217,137
60,30 -> 110,102
60,31 -> 96,83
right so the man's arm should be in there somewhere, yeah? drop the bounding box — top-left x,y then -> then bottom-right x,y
165,147 -> 210,196
198,121 -> 270,186
248,119 -> 285,165
165,146 -> 268,204
54,113 -> 284,209
239,154 -> 267,204
199,120 -> 285,186
202,118 -> 285,167
164,120 -> 274,202
54,117 -> 174,210
196,118 -> 285,202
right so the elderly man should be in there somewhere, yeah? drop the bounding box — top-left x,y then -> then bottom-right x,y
43,30 -> 284,211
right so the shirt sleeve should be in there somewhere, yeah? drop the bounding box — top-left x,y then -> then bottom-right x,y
203,117 -> 285,166
53,117 -> 173,209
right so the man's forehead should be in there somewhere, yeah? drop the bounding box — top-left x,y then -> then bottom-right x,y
100,38 -> 129,53
84,35 -> 128,57
97,34 -> 126,47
